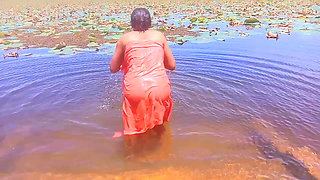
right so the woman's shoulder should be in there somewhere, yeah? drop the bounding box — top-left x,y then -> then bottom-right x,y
123,29 -> 164,37
119,29 -> 166,45
148,29 -> 166,38
119,31 -> 132,40
147,29 -> 163,34
146,29 -> 166,43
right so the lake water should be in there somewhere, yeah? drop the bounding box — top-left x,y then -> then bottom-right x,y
0,32 -> 320,179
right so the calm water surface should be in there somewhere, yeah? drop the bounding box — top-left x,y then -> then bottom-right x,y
0,33 -> 320,179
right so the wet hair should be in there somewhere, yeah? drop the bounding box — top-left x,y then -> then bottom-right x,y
131,8 -> 151,31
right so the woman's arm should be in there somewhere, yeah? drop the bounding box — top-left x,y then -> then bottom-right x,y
162,34 -> 176,70
110,38 -> 125,73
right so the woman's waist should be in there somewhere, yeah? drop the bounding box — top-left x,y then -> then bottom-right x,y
123,73 -> 170,86
124,74 -> 169,82
124,69 -> 168,79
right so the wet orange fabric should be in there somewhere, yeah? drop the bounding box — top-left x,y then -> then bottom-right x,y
121,40 -> 173,135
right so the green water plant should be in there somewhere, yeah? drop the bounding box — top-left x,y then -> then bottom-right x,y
197,17 -> 208,23
190,17 -> 198,23
217,12 -> 223,16
227,17 -> 236,22
158,26 -> 168,32
54,42 -> 66,50
244,18 -> 260,24
2,41 -> 11,45
0,31 -> 7,38
175,38 -> 187,45
88,33 -> 97,39
87,42 -> 99,47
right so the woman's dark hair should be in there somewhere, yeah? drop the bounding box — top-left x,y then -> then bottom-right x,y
131,8 -> 151,31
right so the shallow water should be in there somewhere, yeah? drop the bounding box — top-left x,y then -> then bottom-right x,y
0,32 -> 320,179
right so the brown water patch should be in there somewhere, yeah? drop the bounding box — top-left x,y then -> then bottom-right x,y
0,125 -> 32,173
1,12 -> 320,179
251,132 -> 317,179
0,161 -> 290,180
4,26 -> 198,50
250,118 -> 320,179
123,124 -> 172,163
290,147 -> 320,178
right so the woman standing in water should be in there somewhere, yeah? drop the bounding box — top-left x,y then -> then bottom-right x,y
110,8 -> 176,137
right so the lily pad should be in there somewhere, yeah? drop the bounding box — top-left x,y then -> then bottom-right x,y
87,42 -> 99,47
105,34 -> 121,40
73,47 -> 97,52
88,33 -> 97,39
10,40 -> 20,43
310,5 -> 320,11
9,43 -> 24,48
57,47 -> 75,55
190,17 -> 198,23
244,18 -> 260,24
22,53 -> 33,56
70,29 -> 82,32
197,17 -> 208,23
0,32 -> 7,38
217,38 -> 226,41
54,43 -> 66,50
158,26 -> 168,32
24,29 -> 38,33
56,31 -> 73,35
2,41 -> 11,45
175,38 -> 188,45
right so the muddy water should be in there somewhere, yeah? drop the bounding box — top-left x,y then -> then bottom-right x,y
0,33 -> 320,179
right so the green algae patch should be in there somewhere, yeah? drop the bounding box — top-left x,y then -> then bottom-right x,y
197,17 -> 208,23
190,17 -> 198,23
0,32 -> 9,38
244,18 -> 260,24
158,26 -> 168,32
87,42 -> 99,47
189,17 -> 209,24
175,38 -> 188,45
88,33 -> 97,40
1,1 -> 319,53
0,32 -> 5,38
2,41 -> 11,45
9,43 -> 24,48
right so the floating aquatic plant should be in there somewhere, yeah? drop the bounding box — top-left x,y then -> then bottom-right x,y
0,32 -> 7,38
197,17 -> 208,23
0,1 -> 318,54
88,33 -> 97,39
22,53 -> 32,56
190,17 -> 198,23
244,18 -> 260,24
87,42 -> 99,47
2,41 -> 11,45
175,38 -> 188,45
158,26 -> 168,32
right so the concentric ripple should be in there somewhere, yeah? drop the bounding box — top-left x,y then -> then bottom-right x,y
0,34 -> 320,178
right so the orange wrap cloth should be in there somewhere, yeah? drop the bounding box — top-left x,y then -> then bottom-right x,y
121,40 -> 173,135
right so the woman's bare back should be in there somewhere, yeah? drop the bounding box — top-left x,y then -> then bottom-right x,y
110,29 -> 175,72
121,29 -> 165,46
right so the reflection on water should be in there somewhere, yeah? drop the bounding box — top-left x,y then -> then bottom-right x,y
123,123 -> 172,162
0,33 -> 320,178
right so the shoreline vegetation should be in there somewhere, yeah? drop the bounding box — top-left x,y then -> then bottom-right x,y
0,0 -> 319,56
